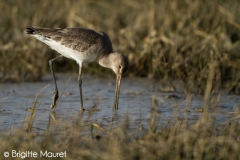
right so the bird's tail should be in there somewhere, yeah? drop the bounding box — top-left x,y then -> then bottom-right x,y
25,26 -> 35,35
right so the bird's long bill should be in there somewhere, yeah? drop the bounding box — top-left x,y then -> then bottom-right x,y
113,73 -> 122,110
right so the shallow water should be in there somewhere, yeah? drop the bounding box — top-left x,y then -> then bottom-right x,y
0,74 -> 240,135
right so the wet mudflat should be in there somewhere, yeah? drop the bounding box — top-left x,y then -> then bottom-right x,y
0,74 -> 239,135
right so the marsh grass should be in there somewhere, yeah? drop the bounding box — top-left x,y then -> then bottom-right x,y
0,90 -> 240,159
1,1 -> 240,159
1,68 -> 240,159
1,0 -> 240,94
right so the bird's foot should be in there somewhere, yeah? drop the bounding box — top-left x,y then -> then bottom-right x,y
79,108 -> 86,112
50,89 -> 59,109
79,104 -> 100,112
79,108 -> 101,112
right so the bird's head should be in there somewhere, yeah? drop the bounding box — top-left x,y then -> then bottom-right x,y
110,52 -> 128,75
109,52 -> 128,110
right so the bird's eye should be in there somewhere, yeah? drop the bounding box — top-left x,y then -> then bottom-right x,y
119,65 -> 122,69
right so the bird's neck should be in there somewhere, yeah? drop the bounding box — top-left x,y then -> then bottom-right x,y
98,54 -> 111,69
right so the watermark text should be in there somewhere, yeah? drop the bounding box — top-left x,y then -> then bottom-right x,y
3,150 -> 66,159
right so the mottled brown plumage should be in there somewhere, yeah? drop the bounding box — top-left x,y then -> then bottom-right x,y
26,26 -> 113,54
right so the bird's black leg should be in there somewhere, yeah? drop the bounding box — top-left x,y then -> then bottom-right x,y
49,55 -> 63,109
78,65 -> 85,111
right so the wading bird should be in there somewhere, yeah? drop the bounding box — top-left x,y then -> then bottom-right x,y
25,26 -> 128,111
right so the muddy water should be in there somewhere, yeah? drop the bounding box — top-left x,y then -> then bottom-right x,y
0,74 -> 239,134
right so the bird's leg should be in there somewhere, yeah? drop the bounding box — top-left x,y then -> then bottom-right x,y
78,65 -> 85,111
49,55 -> 63,109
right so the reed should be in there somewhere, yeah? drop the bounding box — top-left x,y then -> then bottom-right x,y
0,94 -> 240,159
0,0 -> 240,93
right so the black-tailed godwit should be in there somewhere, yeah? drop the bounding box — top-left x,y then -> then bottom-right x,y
25,26 -> 128,111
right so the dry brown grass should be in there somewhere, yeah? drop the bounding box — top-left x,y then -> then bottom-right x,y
0,0 -> 240,93
0,91 -> 240,160
1,1 -> 240,159
1,1 -> 240,158
0,68 -> 239,160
